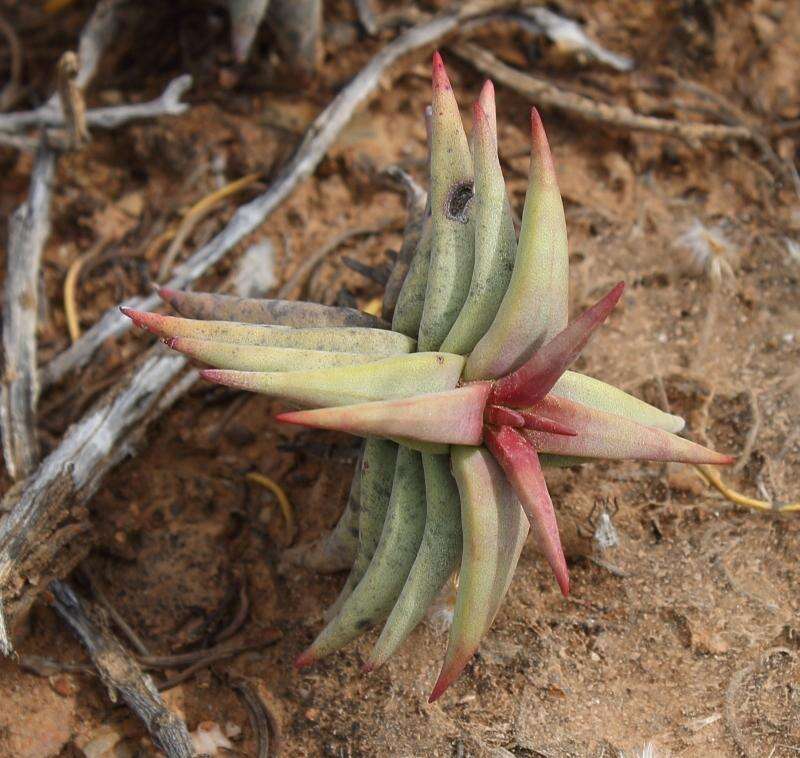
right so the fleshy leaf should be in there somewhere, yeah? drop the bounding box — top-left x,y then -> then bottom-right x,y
417,52 -> 475,351
200,352 -> 464,408
519,410 -> 577,436
440,86 -> 516,355
484,425 -> 570,597
159,287 -> 388,329
484,405 -> 525,427
167,338 -> 377,372
120,308 -> 415,354
296,447 -> 426,667
524,394 -> 735,465
551,370 -> 685,433
366,452 -> 462,671
490,282 -> 625,407
429,446 -> 528,702
321,439 -> 397,623
276,383 -> 492,447
465,108 -> 568,380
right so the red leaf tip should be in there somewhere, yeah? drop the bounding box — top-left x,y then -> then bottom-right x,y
432,50 -> 451,92
294,649 -> 316,670
530,107 -> 556,184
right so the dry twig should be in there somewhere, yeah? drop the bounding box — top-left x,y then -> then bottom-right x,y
0,74 -> 193,134
452,42 -> 756,146
40,0 -> 536,389
50,580 -> 194,758
156,173 -> 263,282
230,676 -> 284,758
56,51 -> 89,148
381,166 -> 428,320
1,140 -> 56,481
278,220 -> 403,301
80,566 -> 151,656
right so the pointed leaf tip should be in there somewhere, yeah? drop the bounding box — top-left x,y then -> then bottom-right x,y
491,281 -> 626,408
530,107 -> 557,185
120,306 -> 153,331
157,286 -> 179,303
478,79 -> 496,128
432,51 -> 450,92
294,649 -> 316,670
484,426 -> 570,597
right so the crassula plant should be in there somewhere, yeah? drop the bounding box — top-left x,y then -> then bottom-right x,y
122,53 -> 733,702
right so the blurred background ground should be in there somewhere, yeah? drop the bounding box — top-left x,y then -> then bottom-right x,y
0,0 -> 798,755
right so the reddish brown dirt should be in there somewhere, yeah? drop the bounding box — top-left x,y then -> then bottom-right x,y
0,1 -> 798,756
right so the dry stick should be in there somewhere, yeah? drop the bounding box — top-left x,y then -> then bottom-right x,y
231,678 -> 271,758
138,631 -> 281,670
230,677 -> 284,758
381,166 -> 428,321
80,566 -> 151,656
40,0 -> 532,390
0,74 -> 193,134
1,140 -> 56,481
154,637 -> 281,691
277,219 -> 403,301
56,51 -> 89,149
50,580 -> 194,758
452,42 -> 757,146
52,0 -> 125,100
156,172 -> 263,282
0,351 -> 193,656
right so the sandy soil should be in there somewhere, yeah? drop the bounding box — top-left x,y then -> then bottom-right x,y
0,1 -> 798,756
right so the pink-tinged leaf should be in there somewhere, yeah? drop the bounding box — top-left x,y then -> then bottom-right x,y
157,286 -> 387,329
551,370 -> 685,433
477,79 -> 496,135
119,307 -> 415,353
168,337 -> 375,372
519,410 -> 577,436
276,383 -> 492,447
465,109 -> 569,381
484,426 -> 569,597
199,352 -> 464,408
523,394 -> 736,465
490,282 -> 625,407
484,405 -> 525,427
429,446 -> 528,702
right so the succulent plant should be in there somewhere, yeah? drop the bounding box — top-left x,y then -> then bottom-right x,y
122,53 -> 733,702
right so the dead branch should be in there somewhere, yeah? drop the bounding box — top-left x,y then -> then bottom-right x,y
230,677 -> 284,758
50,580 -> 194,758
57,0 -> 125,98
381,166 -> 428,321
0,351 -> 193,655
56,51 -> 89,149
0,74 -> 193,134
41,1 -> 529,388
278,219 -> 404,301
452,42 -> 755,146
1,140 -> 56,480
513,7 -> 633,72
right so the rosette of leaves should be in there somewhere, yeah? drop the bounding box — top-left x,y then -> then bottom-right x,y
123,53 -> 732,701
